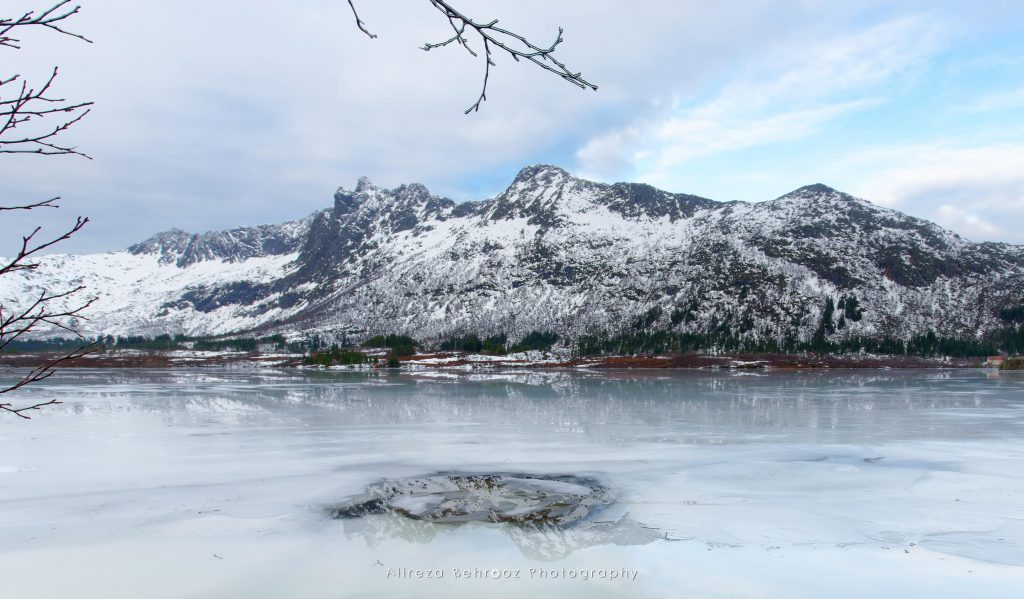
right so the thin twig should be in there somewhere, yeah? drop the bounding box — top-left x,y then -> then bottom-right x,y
0,197 -> 60,211
0,216 -> 89,277
0,1 -> 92,48
0,287 -> 96,348
0,343 -> 99,419
346,0 -> 376,39
0,67 -> 94,157
347,0 -> 596,113
0,1 -> 94,420
422,0 -> 597,112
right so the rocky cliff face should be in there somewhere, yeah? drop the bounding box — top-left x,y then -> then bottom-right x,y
4,165 -> 1022,345
128,217 -> 311,267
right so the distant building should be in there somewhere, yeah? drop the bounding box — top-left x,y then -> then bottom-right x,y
985,356 -> 1005,367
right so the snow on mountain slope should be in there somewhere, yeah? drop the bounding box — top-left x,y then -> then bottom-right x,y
0,250 -> 303,337
2,165 -> 1022,344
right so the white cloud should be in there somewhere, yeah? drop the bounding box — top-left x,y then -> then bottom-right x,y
576,14 -> 945,185
11,0 -> 833,251
836,142 -> 1024,243
651,99 -> 881,170
963,85 -> 1024,113
1,0 -> 1022,251
936,205 -> 1003,240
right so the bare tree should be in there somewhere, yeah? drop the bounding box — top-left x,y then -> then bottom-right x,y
1,1 -> 95,419
347,0 -> 597,113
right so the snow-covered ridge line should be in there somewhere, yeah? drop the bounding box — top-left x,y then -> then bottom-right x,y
2,164 -> 1022,343
128,213 -> 315,267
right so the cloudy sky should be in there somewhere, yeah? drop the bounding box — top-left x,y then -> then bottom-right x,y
3,0 -> 1024,252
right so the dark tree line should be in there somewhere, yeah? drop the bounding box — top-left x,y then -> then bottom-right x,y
574,329 -> 1019,358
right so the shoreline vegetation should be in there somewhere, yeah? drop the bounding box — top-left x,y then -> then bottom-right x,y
1,329 -> 1021,371
0,347 -> 1018,371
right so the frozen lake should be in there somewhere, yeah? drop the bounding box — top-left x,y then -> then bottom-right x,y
1,368 -> 1022,598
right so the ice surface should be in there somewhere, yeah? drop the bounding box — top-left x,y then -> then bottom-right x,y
327,472 -> 620,529
0,368 -> 1022,597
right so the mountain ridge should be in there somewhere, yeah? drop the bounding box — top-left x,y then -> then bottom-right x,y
4,165 -> 1022,348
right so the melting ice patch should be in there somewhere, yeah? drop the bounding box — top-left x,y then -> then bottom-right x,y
326,472 -> 664,560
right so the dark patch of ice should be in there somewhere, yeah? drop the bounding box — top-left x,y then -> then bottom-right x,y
325,472 -> 664,560
327,472 -> 613,527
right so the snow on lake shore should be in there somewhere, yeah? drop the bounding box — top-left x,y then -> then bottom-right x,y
1,368 -> 1022,598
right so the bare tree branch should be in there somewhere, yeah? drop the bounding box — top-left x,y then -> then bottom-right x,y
0,343 -> 99,419
0,215 -> 88,277
348,0 -> 597,113
0,67 -> 94,158
346,0 -> 376,39
0,1 -> 92,48
1,2 -> 93,419
0,285 -> 96,346
0,196 -> 60,211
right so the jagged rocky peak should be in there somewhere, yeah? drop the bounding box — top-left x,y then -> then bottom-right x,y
333,176 -> 384,216
603,182 -> 717,220
335,177 -> 448,212
128,217 -> 313,268
498,165 -> 718,223
487,164 -> 598,221
333,176 -> 380,216
128,228 -> 194,260
334,175 -> 377,197
333,188 -> 361,217
512,164 -> 570,185
315,177 -> 460,264
5,161 -> 1024,347
392,182 -> 433,205
355,176 -> 374,193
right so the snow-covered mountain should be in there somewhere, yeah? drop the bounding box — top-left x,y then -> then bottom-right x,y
3,165 -> 1023,345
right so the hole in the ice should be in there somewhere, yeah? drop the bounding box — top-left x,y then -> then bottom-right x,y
325,472 -> 665,559
327,472 -> 612,526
